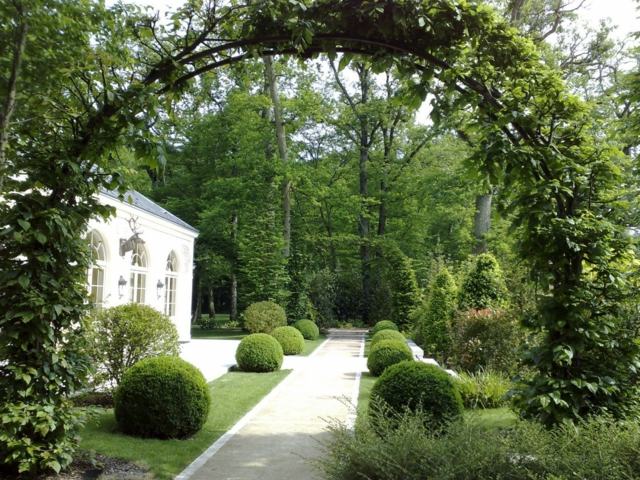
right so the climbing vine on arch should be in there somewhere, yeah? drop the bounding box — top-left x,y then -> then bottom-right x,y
0,0 -> 636,473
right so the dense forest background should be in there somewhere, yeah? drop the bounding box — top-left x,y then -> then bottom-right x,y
118,0 -> 640,327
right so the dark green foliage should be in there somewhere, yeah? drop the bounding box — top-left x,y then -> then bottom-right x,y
386,247 -> 421,330
449,308 -> 523,375
114,357 -> 210,439
1,2 -> 637,474
370,362 -> 463,428
371,329 -> 405,348
198,315 -> 218,330
235,333 -> 284,372
453,370 -> 511,409
458,254 -> 507,310
371,320 -> 399,336
270,326 -> 305,355
308,269 -> 338,328
413,267 -> 457,361
367,340 -> 414,377
238,210 -> 290,308
293,319 -> 320,340
321,413 -> 640,480
86,304 -> 180,388
334,271 -> 363,322
243,301 -> 287,334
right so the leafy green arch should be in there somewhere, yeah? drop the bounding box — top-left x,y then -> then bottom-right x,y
0,0 -> 635,474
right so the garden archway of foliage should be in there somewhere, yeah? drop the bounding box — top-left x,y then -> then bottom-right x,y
0,0 -> 637,474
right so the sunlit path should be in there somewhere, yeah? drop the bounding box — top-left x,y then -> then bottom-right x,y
177,330 -> 366,480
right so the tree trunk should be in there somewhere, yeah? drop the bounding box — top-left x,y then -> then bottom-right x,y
192,274 -> 202,324
0,13 -> 28,191
358,69 -> 372,323
209,286 -> 216,319
473,193 -> 492,254
230,210 -> 238,321
508,0 -> 527,24
263,56 -> 291,258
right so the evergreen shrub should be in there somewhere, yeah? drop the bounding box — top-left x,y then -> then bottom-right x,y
86,303 -> 179,387
371,320 -> 399,336
367,340 -> 414,377
114,356 -> 209,439
270,326 -> 305,355
370,361 -> 463,428
458,253 -> 507,310
413,267 -> 456,361
321,414 -> 640,480
235,333 -> 283,372
243,301 -> 287,334
293,319 -> 320,340
371,329 -> 405,347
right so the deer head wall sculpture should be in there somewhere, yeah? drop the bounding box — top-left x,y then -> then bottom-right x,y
119,216 -> 146,257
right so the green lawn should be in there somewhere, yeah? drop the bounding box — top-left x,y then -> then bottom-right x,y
190,326 -> 248,340
80,369 -> 290,479
356,372 -> 376,416
465,407 -> 517,429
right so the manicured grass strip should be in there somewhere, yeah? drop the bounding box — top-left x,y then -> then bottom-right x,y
356,372 -> 376,417
464,407 -> 517,429
301,335 -> 327,356
80,369 -> 290,480
190,327 -> 248,340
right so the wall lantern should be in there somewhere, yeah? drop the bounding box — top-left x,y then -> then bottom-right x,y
156,279 -> 165,299
118,276 -> 127,298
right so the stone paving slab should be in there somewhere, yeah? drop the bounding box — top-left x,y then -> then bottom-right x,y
180,330 -> 366,480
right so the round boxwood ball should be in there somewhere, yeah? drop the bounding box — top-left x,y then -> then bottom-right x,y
293,319 -> 320,340
271,326 -> 305,355
371,320 -> 399,336
371,329 -> 405,347
367,339 -> 414,376
236,333 -> 284,372
114,356 -> 210,439
370,361 -> 463,428
243,301 -> 287,334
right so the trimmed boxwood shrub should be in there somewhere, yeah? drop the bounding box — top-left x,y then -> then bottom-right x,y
371,320 -> 399,336
270,326 -> 305,355
293,319 -> 320,340
236,333 -> 284,372
243,301 -> 287,334
114,356 -> 210,439
371,329 -> 405,348
367,339 -> 414,377
370,361 -> 463,428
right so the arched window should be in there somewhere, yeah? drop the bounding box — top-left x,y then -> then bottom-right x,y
129,242 -> 147,304
164,251 -> 178,317
87,230 -> 106,308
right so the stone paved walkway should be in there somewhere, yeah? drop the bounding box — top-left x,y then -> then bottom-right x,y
178,329 -> 366,480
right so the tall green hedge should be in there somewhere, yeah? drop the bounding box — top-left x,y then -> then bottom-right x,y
414,267 -> 457,361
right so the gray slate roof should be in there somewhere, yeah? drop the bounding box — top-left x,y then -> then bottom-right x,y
101,189 -> 198,234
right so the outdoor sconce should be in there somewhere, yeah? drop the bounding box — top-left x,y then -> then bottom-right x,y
118,276 -> 127,298
156,280 -> 165,299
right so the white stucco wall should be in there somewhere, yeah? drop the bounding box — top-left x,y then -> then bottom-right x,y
87,193 -> 197,341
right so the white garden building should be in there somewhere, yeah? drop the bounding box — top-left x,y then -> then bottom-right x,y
86,190 -> 198,341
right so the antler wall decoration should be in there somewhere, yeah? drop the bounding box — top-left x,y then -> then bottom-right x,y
119,216 -> 146,257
